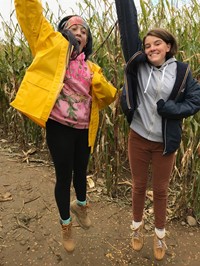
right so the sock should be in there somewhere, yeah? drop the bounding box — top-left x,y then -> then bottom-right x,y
132,220 -> 142,230
155,227 -> 165,239
77,200 -> 86,206
60,217 -> 72,225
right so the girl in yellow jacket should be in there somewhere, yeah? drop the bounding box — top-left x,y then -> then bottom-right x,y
11,0 -> 117,253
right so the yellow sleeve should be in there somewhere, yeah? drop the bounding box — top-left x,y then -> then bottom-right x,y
89,61 -> 117,109
15,0 -> 55,56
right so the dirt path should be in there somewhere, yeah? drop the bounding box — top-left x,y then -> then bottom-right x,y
0,142 -> 200,266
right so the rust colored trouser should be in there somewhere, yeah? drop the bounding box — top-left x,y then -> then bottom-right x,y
128,129 -> 175,229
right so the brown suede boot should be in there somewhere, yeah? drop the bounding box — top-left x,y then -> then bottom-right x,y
131,221 -> 144,251
70,200 -> 91,229
154,234 -> 167,260
61,222 -> 75,253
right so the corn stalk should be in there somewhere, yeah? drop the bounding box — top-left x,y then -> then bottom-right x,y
0,0 -> 199,219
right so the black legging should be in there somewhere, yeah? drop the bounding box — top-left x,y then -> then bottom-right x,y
46,119 -> 91,220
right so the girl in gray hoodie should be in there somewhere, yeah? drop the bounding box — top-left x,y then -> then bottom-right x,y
115,0 -> 200,261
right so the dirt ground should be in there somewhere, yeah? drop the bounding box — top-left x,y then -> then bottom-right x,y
1,139 -> 200,266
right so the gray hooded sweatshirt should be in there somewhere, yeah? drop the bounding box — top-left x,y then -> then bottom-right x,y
131,57 -> 177,142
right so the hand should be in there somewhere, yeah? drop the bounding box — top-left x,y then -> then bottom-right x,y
157,99 -> 165,107
156,99 -> 165,114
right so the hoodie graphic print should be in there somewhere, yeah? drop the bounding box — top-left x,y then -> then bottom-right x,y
50,53 -> 92,128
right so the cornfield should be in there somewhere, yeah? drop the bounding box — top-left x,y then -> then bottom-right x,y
0,0 -> 199,220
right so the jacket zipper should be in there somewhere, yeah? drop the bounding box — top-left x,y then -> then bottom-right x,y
60,43 -> 73,86
163,119 -> 168,155
66,43 -> 73,67
56,43 -> 73,101
124,51 -> 142,109
163,65 -> 190,155
174,65 -> 190,102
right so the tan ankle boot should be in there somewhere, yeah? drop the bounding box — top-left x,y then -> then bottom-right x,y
61,222 -> 75,253
154,234 -> 167,260
70,200 -> 91,229
131,221 -> 144,251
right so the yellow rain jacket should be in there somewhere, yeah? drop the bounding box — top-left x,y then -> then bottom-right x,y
10,0 -> 117,152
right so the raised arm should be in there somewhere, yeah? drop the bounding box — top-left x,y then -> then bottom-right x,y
114,0 -> 142,62
15,0 -> 55,56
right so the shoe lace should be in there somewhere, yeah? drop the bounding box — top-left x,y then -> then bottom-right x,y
156,238 -> 167,250
80,204 -> 89,217
131,225 -> 143,239
62,224 -> 72,238
133,230 -> 143,238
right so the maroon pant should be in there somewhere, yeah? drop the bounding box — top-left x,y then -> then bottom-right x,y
128,129 -> 175,229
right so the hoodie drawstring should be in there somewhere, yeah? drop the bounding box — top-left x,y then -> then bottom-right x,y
144,64 -> 168,95
144,66 -> 153,94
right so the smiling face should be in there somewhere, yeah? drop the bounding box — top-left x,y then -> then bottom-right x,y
144,36 -> 171,66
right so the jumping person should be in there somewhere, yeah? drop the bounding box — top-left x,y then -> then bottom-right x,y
11,0 -> 117,253
114,0 -> 200,260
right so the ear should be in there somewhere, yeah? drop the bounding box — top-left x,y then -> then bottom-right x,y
166,43 -> 171,52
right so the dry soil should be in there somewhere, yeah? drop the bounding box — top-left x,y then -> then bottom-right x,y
0,141 -> 200,266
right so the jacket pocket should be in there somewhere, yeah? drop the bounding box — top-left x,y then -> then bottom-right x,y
10,71 -> 62,126
165,119 -> 182,154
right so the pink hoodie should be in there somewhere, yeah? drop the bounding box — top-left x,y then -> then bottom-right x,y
50,53 -> 92,128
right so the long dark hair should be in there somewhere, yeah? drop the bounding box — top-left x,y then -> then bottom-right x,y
58,15 -> 93,60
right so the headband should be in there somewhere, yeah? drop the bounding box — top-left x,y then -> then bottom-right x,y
64,16 -> 89,31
